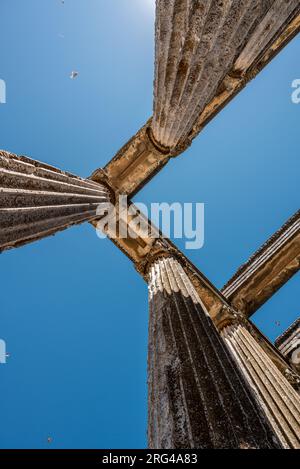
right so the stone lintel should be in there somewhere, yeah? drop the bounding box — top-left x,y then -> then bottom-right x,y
222,211 -> 300,317
0,150 -> 110,252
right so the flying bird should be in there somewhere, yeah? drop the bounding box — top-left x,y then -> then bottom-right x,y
70,71 -> 79,80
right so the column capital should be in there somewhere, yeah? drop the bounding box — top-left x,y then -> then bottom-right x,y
87,168 -> 117,205
217,306 -> 253,332
282,368 -> 300,389
135,238 -> 179,279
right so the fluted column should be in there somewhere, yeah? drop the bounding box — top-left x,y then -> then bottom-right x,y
147,256 -> 281,449
152,0 -> 299,150
0,151 -> 111,252
222,320 -> 300,449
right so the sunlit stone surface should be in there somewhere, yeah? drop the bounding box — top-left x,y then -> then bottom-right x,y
152,0 -> 300,149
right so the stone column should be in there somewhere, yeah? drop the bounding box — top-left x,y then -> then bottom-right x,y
0,151 -> 111,252
151,0 -> 300,150
147,256 -> 281,449
222,318 -> 300,449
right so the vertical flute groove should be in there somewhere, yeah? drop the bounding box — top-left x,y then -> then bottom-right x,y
152,0 -> 300,149
222,323 -> 300,449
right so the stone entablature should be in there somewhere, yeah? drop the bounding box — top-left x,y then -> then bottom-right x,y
222,211 -> 300,317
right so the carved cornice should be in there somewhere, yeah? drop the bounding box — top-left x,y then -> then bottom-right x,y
275,318 -> 300,349
222,211 -> 300,317
223,211 -> 300,292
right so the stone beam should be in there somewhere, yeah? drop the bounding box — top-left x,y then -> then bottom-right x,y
222,210 -> 300,317
221,313 -> 300,449
93,2 -> 300,196
0,150 -> 111,252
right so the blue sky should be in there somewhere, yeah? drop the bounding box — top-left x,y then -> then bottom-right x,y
0,0 -> 299,449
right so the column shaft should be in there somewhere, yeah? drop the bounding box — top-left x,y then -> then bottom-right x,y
152,0 -> 299,149
0,151 -> 110,252
147,256 -> 280,449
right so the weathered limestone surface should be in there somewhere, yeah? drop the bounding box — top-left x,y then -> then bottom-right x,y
222,210 -> 300,317
147,256 -> 281,449
222,320 -> 300,449
152,0 -> 300,150
0,151 -> 110,252
276,318 -> 300,374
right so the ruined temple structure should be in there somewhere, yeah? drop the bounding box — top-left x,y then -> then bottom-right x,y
1,1 -> 300,449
